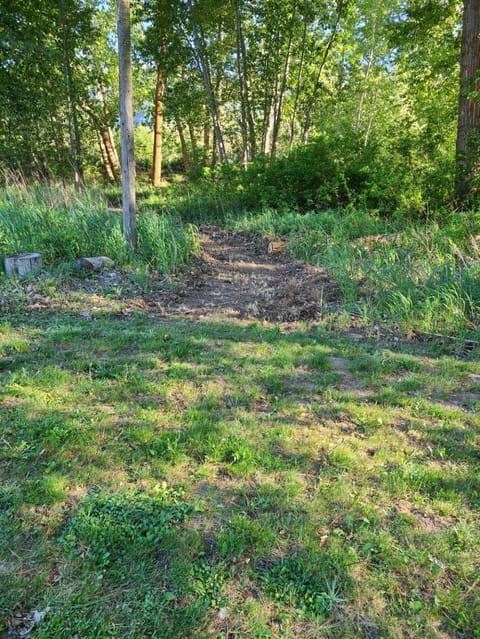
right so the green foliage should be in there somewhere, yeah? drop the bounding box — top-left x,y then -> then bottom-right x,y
260,556 -> 344,619
60,484 -> 193,568
0,185 -> 199,273
191,560 -> 227,607
214,132 -> 455,215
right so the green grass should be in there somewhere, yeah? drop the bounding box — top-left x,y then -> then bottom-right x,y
229,207 -> 480,340
1,182 -> 480,636
1,303 -> 479,638
0,184 -> 200,273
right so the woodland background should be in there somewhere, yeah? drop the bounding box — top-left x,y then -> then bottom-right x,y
0,0 -> 473,212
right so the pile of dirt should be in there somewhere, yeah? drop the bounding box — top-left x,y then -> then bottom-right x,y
1,226 -> 341,323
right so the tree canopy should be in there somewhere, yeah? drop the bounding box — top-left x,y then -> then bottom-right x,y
1,0 -> 477,207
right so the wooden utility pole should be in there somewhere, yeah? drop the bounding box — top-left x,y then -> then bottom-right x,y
117,0 -> 137,249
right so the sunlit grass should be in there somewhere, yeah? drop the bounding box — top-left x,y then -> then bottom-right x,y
1,310 -> 479,638
0,184 -> 200,274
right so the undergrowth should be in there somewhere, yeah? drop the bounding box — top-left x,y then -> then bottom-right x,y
231,208 -> 480,339
0,184 -> 199,274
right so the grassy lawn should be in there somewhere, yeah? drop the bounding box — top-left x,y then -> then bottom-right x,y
1,307 -> 479,638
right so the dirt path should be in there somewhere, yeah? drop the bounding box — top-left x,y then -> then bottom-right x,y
154,225 -> 339,322
5,225 -> 340,323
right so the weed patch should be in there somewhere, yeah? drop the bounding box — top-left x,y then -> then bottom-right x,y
60,484 -> 193,570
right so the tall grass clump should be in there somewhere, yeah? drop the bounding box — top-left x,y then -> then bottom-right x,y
233,208 -> 480,338
0,184 -> 199,274
136,212 -> 200,273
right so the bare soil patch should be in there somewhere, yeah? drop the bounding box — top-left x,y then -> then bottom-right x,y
152,225 -> 340,322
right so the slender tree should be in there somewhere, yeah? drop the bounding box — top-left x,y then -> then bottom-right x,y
151,61 -> 166,186
184,0 -> 228,163
117,0 -> 137,249
456,0 -> 480,203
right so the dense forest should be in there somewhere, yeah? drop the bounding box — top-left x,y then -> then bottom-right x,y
1,0 -> 478,210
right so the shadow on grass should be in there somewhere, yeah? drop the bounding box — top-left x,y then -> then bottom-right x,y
1,310 -> 479,637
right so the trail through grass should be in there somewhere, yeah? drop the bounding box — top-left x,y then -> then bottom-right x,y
1,185 -> 479,637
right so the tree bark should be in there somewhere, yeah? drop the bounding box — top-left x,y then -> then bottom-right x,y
203,113 -> 211,167
117,0 -> 137,249
188,122 -> 198,164
100,85 -> 121,182
355,19 -> 377,133
96,129 -> 115,181
176,117 -> 191,170
456,0 -> 480,203
234,0 -> 256,162
80,101 -> 120,183
185,0 -> 228,163
152,64 -> 165,187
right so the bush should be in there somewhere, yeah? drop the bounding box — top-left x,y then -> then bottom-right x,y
211,129 -> 456,216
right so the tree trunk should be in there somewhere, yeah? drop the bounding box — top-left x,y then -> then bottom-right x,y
271,2 -> 296,157
260,23 -> 276,155
203,113 -> 211,167
364,88 -> 379,147
80,101 -> 120,183
117,0 -> 137,249
96,129 -> 115,181
301,1 -> 346,145
289,0 -> 308,148
456,0 -> 480,203
185,0 -> 228,163
176,117 -> 191,170
237,0 -> 256,159
355,22 -> 377,132
100,85 -> 121,182
188,122 -> 198,164
234,0 -> 249,165
59,0 -> 84,190
152,64 -> 165,187
102,128 -> 121,183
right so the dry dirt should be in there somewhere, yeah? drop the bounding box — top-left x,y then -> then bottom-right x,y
2,226 -> 342,323
150,225 -> 340,322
